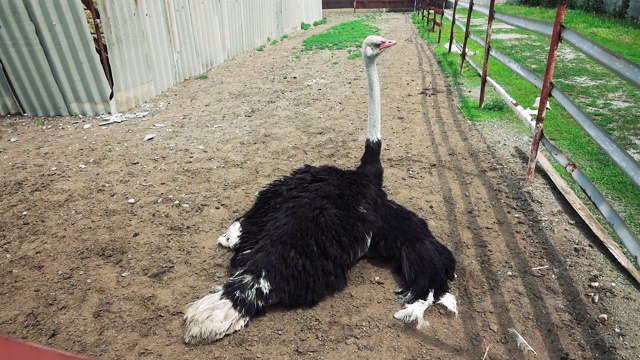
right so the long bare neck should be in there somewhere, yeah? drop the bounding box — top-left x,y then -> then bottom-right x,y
365,58 -> 381,142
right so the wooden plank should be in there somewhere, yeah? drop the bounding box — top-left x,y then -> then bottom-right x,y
537,153 -> 640,285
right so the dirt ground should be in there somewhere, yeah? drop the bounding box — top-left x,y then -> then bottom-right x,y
1,11 -> 639,360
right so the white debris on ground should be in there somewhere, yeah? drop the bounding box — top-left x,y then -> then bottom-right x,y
524,97 -> 551,116
97,112 -> 149,126
305,78 -> 330,86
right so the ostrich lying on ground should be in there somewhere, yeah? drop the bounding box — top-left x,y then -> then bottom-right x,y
183,35 -> 456,345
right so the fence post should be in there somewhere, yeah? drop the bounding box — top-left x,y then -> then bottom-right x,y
459,0 -> 474,74
448,0 -> 459,53
478,0 -> 496,108
526,0 -> 567,181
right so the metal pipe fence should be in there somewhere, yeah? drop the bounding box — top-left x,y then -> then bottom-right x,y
441,0 -> 640,265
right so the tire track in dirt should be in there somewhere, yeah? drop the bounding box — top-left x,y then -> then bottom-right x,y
407,16 -> 527,359
403,12 -> 613,358
411,35 -> 559,358
418,33 -> 615,360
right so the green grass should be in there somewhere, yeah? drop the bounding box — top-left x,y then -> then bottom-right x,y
256,45 -> 265,52
496,5 -> 640,63
622,291 -> 637,302
302,20 -> 380,59
413,8 -> 640,266
195,74 -> 208,80
301,22 -> 311,30
313,18 -> 328,27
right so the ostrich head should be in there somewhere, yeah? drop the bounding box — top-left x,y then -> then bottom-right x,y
362,35 -> 397,63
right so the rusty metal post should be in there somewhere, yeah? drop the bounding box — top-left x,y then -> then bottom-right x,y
459,0 -> 474,74
87,0 -> 113,91
436,4 -> 444,43
430,1 -> 436,32
448,0 -> 459,53
478,0 -> 496,108
526,0 -> 567,181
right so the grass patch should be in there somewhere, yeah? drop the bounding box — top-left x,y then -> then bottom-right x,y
301,22 -> 311,30
496,5 -> 640,63
313,18 -> 328,27
195,74 -> 208,80
302,20 -> 379,59
413,8 -> 640,265
622,289 -> 638,302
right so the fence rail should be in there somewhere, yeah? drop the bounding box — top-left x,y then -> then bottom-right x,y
438,1 -> 640,267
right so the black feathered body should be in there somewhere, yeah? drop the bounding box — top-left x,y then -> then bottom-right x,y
371,199 -> 456,303
360,140 -> 456,306
224,140 -> 385,317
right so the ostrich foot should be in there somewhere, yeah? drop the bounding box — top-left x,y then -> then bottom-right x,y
183,290 -> 249,345
393,291 -> 457,329
217,220 -> 242,248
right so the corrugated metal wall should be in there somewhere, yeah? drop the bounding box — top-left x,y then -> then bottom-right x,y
0,0 -> 322,116
0,0 -> 110,116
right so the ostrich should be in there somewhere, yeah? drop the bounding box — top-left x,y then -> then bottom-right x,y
183,35 -> 396,345
183,35 -> 456,345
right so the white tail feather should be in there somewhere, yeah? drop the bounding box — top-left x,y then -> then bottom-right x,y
508,328 -> 538,355
183,290 -> 249,344
217,221 -> 242,248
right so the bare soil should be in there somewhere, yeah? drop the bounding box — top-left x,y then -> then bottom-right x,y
1,11 -> 639,360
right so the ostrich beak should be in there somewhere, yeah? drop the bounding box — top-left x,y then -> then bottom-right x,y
380,40 -> 397,50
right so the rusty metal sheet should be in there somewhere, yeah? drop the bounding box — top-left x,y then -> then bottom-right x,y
0,62 -> 21,114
